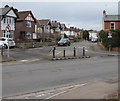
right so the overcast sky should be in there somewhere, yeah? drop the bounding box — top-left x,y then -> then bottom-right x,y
1,2 -> 119,30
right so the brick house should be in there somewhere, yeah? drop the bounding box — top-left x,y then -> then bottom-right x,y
102,10 -> 120,30
15,10 -> 36,42
0,5 -> 19,38
51,21 -> 61,34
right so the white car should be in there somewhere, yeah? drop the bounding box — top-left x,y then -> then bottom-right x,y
0,42 -> 5,49
0,37 -> 15,48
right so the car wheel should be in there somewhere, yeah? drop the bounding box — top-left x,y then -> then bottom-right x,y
4,44 -> 8,49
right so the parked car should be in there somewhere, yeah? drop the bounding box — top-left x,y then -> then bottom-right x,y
0,42 -> 5,49
0,37 -> 15,48
91,37 -> 98,42
58,38 -> 70,46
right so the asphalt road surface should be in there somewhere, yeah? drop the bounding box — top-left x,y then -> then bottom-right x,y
2,41 -> 119,98
4,41 -> 119,61
2,55 -> 118,98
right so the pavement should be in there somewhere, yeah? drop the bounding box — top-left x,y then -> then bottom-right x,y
50,78 -> 118,99
4,78 -> 118,100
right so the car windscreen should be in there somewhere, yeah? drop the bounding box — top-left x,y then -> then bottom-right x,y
60,39 -> 68,41
0,38 -> 6,41
7,39 -> 13,41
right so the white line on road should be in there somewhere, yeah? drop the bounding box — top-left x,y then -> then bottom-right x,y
44,91 -> 67,100
19,60 -> 28,62
44,83 -> 88,100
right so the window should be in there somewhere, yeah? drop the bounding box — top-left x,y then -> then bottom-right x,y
7,17 -> 9,24
26,21 -> 32,27
26,32 -> 32,39
9,18 -> 12,24
11,18 -> 14,24
110,22 -> 115,30
3,18 -> 6,23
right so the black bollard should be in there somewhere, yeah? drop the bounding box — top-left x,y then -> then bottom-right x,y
63,48 -> 66,57
1,46 -> 3,56
83,47 -> 85,56
53,47 -> 56,58
74,47 -> 76,57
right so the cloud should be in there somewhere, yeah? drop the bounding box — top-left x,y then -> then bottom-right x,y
1,2 -> 118,30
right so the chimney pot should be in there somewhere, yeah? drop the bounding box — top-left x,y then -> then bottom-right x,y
4,5 -> 9,8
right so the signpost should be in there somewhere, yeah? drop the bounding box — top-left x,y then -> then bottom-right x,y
108,31 -> 112,52
6,24 -> 11,58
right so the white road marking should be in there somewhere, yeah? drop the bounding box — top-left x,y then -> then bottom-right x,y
56,51 -> 62,55
36,93 -> 46,97
44,91 -> 67,100
20,60 -> 28,62
44,83 -> 88,100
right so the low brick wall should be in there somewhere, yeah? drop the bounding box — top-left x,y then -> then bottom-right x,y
112,47 -> 120,52
98,42 -> 120,52
16,42 -> 56,48
98,42 -> 108,51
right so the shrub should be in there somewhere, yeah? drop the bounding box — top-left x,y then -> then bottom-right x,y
99,29 -> 120,48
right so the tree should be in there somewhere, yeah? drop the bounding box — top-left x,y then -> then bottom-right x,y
83,30 -> 89,40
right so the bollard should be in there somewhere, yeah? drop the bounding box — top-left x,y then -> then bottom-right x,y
1,46 -> 3,56
83,47 -> 85,56
63,48 -> 66,57
74,47 -> 76,57
53,47 -> 56,58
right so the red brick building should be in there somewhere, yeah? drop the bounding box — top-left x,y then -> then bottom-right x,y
102,10 -> 120,30
15,10 -> 36,42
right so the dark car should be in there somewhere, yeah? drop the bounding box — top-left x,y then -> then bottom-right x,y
58,38 -> 70,46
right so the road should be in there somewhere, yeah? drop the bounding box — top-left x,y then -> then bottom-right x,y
4,41 -> 119,61
2,41 -> 118,98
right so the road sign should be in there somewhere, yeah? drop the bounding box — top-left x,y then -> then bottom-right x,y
108,31 -> 112,38
6,24 -> 11,32
5,24 -> 11,58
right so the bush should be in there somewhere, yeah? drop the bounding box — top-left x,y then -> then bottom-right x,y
99,29 -> 120,48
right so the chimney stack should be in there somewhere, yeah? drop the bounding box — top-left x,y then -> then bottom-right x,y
4,5 -> 9,8
103,10 -> 106,16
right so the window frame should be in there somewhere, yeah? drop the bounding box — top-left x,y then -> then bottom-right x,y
26,21 -> 32,28
110,22 -> 115,30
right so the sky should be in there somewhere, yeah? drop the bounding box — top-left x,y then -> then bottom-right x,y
1,1 -> 119,31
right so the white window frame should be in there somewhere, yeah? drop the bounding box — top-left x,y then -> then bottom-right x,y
110,22 -> 115,30
26,21 -> 32,28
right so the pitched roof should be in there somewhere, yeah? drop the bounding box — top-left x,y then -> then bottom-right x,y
0,7 -> 12,16
17,11 -> 36,22
38,19 -> 51,25
104,15 -> 120,21
0,6 -> 19,19
51,21 -> 60,28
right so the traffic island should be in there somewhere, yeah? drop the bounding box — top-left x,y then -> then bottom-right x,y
1,56 -> 16,63
50,56 -> 90,61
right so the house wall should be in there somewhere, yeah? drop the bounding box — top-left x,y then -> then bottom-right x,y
104,21 -> 120,30
0,21 -> 2,37
15,20 -> 35,41
115,22 -> 120,29
1,17 -> 16,38
44,25 -> 50,33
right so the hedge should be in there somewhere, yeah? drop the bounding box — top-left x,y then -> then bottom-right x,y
99,29 -> 120,48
